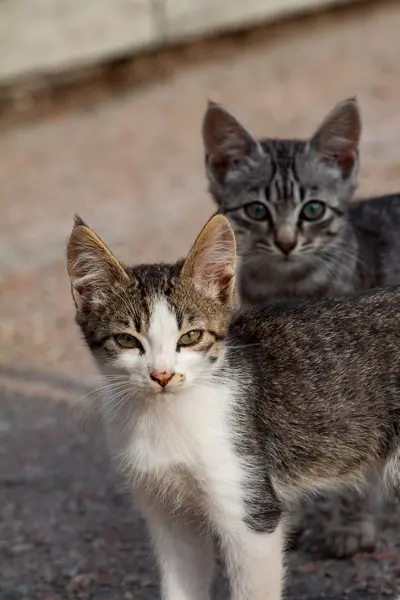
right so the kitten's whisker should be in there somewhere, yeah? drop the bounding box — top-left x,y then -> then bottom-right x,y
312,254 -> 338,281
331,249 -> 367,271
77,381 -> 134,403
101,385 -> 140,418
308,254 -> 335,283
75,381 -> 139,420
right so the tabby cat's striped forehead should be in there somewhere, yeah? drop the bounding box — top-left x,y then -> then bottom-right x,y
210,138 -> 338,212
123,262 -> 184,332
259,139 -> 308,205
261,138 -> 307,169
76,261 -> 231,349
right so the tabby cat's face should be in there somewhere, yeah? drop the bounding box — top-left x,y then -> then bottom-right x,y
203,99 -> 361,278
67,216 -> 235,397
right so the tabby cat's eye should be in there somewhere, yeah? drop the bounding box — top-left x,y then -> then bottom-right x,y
114,333 -> 143,352
178,330 -> 203,347
301,201 -> 326,222
245,202 -> 269,222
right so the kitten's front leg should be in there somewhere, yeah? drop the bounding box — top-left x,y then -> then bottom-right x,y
138,499 -> 214,600
220,520 -> 284,600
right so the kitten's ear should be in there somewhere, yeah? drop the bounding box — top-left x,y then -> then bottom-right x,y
308,98 -> 361,178
181,215 -> 236,304
67,215 -> 129,309
202,101 -> 263,184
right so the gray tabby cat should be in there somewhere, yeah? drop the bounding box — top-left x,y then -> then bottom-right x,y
202,98 -> 400,557
68,213 -> 400,600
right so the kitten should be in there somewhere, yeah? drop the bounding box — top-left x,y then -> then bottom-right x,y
68,214 -> 400,600
202,98 -> 400,557
202,99 -> 400,303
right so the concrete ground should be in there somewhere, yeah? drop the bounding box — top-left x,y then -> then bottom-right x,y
2,1 -> 400,598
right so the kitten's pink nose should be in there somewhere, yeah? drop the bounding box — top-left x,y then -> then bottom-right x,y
275,240 -> 296,255
149,370 -> 174,388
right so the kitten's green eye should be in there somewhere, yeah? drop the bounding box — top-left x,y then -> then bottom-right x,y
115,333 -> 142,351
301,201 -> 326,221
178,330 -> 203,347
245,202 -> 269,221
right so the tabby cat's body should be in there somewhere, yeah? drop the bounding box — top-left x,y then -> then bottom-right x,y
203,99 -> 400,555
68,215 -> 400,600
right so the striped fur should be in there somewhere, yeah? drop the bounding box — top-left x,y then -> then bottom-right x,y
202,99 -> 400,559
203,99 -> 362,304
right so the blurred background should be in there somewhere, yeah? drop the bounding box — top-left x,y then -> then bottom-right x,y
2,0 -> 400,598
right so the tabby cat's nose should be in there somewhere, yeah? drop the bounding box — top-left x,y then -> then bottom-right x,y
275,240 -> 296,255
149,370 -> 174,388
275,224 -> 296,255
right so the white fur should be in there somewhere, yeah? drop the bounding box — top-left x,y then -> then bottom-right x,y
147,298 -> 180,373
100,298 -> 284,600
115,298 -> 211,391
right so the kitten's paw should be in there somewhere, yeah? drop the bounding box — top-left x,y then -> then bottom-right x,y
325,520 -> 376,558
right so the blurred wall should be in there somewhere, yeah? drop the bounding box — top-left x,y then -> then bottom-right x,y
0,0 -> 362,83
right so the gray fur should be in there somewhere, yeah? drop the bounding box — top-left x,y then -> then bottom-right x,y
203,99 -> 400,556
226,287 -> 400,526
202,99 -> 400,304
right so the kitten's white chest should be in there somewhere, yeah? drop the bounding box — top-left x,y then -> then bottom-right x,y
126,386 -> 223,474
121,382 -> 246,521
128,398 -> 199,474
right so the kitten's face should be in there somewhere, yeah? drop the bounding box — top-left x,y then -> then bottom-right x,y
75,270 -> 229,395
67,215 -> 235,397
203,99 -> 361,279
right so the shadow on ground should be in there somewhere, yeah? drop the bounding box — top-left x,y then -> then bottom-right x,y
1,367 -> 400,600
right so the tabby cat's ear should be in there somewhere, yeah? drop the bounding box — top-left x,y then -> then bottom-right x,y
308,98 -> 361,178
67,215 -> 129,309
202,101 -> 263,184
181,215 -> 236,304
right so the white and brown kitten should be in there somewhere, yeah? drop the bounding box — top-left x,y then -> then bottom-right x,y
202,98 -> 400,557
68,214 -> 400,600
